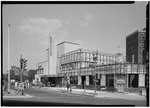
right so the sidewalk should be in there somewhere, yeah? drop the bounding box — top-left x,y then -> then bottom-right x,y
3,90 -> 33,98
37,86 -> 146,101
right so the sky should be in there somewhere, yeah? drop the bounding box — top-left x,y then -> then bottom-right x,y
3,2 -> 147,74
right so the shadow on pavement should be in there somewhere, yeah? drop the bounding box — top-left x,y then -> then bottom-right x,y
2,100 -> 134,107
2,100 -> 93,106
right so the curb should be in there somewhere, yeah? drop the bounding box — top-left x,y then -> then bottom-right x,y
3,94 -> 33,98
32,87 -> 146,100
95,95 -> 146,101
41,87 -> 95,96
61,90 -> 95,96
94,92 -> 146,100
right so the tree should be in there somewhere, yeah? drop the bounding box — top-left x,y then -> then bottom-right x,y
41,76 -> 49,86
28,69 -> 37,82
3,74 -> 8,84
10,69 -> 20,81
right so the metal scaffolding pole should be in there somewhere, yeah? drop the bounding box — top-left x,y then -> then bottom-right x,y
94,50 -> 98,95
94,61 -> 96,95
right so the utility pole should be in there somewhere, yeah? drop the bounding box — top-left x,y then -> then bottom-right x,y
7,24 -> 10,94
118,46 -> 120,53
20,54 -> 23,95
94,50 -> 98,95
20,55 -> 27,95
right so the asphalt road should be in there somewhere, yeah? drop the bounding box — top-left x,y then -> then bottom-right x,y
2,85 -> 147,106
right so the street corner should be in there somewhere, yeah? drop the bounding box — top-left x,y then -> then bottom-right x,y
3,93 -> 33,98
126,93 -> 147,100
94,92 -> 147,101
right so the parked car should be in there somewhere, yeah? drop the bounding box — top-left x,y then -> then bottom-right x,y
50,84 -> 56,87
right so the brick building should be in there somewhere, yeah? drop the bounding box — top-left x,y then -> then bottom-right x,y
126,28 -> 146,64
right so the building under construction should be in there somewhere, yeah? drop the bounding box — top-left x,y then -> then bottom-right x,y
36,40 -> 146,92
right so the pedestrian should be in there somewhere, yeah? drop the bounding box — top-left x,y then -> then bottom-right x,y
3,80 -> 5,91
70,85 -> 72,93
82,81 -> 84,89
26,82 -> 28,88
16,83 -> 21,95
15,81 -> 18,91
26,81 -> 28,88
66,82 -> 70,92
4,81 -> 8,92
84,80 -> 86,92
28,82 -> 30,88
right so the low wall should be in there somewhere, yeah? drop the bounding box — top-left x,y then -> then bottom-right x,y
75,85 -> 105,91
126,87 -> 146,93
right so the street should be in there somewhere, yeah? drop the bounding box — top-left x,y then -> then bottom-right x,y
2,85 -> 146,106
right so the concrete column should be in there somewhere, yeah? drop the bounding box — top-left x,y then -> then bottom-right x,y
139,74 -> 145,87
114,74 -> 116,89
78,76 -> 81,85
101,74 -> 106,86
68,76 -> 70,83
39,77 -> 41,82
126,74 -> 128,88
86,75 -> 89,85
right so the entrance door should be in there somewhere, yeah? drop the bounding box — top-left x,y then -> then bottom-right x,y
128,74 -> 138,88
109,79 -> 114,87
106,74 -> 114,88
81,76 -> 86,89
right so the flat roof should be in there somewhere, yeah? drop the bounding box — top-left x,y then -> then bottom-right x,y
126,30 -> 138,38
57,41 -> 79,46
126,27 -> 146,38
61,48 -> 116,57
142,27 -> 146,31
36,61 -> 48,65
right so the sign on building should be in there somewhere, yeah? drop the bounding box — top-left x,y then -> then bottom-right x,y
50,36 -> 52,56
19,82 -> 24,90
117,79 -> 125,84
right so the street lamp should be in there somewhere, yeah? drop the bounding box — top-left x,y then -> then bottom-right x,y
7,24 -> 10,94
47,49 -> 49,75
93,50 -> 98,95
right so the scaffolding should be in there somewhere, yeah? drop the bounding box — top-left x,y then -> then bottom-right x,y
57,48 -> 146,78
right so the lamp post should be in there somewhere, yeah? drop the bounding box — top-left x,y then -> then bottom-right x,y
7,24 -> 10,94
93,50 -> 98,95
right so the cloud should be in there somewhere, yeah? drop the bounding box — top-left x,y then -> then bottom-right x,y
79,13 -> 93,27
18,17 -> 68,47
17,17 -> 68,66
19,17 -> 63,36
16,17 -> 71,69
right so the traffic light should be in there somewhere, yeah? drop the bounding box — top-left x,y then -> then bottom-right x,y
20,59 -> 24,69
23,59 -> 27,70
20,58 -> 27,70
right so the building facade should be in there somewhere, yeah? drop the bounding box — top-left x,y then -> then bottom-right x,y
57,41 -> 80,74
48,35 -> 57,75
36,30 -> 146,92
56,49 -> 146,91
126,28 -> 146,64
36,61 -> 48,82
